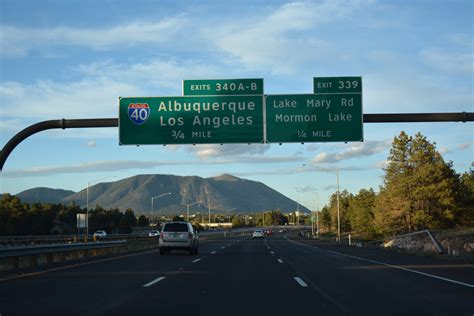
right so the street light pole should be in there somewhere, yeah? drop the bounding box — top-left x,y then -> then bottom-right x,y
226,208 -> 237,223
302,164 -> 341,242
186,201 -> 202,222
316,191 -> 319,237
208,203 -> 222,227
336,169 -> 340,242
295,187 -> 300,227
86,175 -> 116,237
151,192 -> 172,226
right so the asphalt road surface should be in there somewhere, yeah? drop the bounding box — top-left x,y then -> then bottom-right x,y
1,231 -> 473,315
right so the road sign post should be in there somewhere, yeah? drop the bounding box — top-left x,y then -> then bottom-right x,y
119,95 -> 264,145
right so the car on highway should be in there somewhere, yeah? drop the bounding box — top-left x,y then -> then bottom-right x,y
159,221 -> 198,255
93,230 -> 107,238
148,230 -> 159,237
264,229 -> 273,236
252,229 -> 264,239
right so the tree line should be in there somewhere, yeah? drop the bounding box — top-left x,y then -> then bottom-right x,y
318,132 -> 473,239
0,197 -> 151,235
1,132 -> 472,238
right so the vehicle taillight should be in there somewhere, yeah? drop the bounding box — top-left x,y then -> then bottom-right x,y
160,232 -> 164,239
188,232 -> 193,240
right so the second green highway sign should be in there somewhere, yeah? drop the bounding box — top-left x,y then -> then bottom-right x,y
266,94 -> 363,143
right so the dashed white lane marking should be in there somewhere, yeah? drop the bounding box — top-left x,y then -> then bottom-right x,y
294,277 -> 308,287
270,251 -> 275,255
211,251 -> 216,255
192,258 -> 201,263
143,276 -> 166,287
221,246 -> 225,249
228,244 -> 231,246
278,259 -> 284,264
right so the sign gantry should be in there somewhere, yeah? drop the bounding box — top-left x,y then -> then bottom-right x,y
119,77 -> 363,145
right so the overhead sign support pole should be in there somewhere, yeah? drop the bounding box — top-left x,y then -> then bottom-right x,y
0,113 -> 472,171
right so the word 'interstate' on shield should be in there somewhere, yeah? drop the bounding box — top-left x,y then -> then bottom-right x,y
119,95 -> 264,145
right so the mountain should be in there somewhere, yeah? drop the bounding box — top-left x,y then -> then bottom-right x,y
16,187 -> 76,204
60,173 -> 308,214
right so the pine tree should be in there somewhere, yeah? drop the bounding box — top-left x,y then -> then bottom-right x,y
348,188 -> 376,238
376,132 -> 460,234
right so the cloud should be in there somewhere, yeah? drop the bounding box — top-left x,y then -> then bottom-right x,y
0,77 -> 141,120
1,18 -> 187,58
439,142 -> 473,155
458,142 -> 473,150
311,140 -> 390,164
305,144 -> 320,152
374,160 -> 390,169
0,58 -> 221,125
1,154 -> 303,178
74,59 -> 221,91
296,185 -> 318,193
188,144 -> 272,159
420,47 -> 473,75
87,140 -> 96,147
208,1 -> 370,74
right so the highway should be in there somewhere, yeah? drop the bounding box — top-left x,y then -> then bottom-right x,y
1,231 -> 473,315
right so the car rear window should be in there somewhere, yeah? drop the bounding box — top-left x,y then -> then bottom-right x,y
163,223 -> 189,232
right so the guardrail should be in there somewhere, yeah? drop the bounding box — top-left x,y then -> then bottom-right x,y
0,227 -> 261,247
0,240 -> 126,258
0,240 -> 127,272
366,229 -> 443,254
0,234 -> 164,247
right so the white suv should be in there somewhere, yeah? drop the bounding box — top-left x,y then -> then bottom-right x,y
252,229 -> 264,239
159,222 -> 199,255
93,230 -> 107,238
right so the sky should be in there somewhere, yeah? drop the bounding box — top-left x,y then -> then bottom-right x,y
0,0 -> 473,211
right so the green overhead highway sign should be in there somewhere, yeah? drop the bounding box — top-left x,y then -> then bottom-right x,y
313,77 -> 362,94
119,95 -> 264,145
266,93 -> 363,143
183,78 -> 264,96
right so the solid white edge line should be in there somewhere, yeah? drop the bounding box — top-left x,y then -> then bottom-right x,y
192,258 -> 201,263
143,276 -> 165,287
294,277 -> 308,287
325,249 -> 474,289
285,236 -> 474,289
